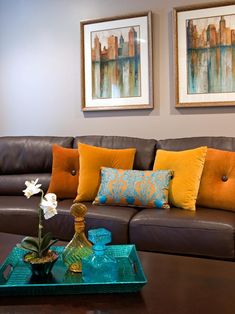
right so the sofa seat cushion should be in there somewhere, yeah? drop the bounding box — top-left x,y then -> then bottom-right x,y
129,207 -> 235,260
0,196 -> 138,244
83,202 -> 138,244
43,201 -> 138,243
0,196 -> 39,236
0,196 -> 75,240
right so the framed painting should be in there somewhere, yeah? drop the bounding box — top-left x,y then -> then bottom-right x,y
174,1 -> 235,107
81,12 -> 153,111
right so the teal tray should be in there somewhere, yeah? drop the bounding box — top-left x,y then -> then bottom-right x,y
0,245 -> 147,296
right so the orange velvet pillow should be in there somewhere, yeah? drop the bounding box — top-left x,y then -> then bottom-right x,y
197,148 -> 235,212
47,144 -> 79,199
75,143 -> 136,202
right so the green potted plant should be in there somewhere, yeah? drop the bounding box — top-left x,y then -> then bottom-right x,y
17,179 -> 59,277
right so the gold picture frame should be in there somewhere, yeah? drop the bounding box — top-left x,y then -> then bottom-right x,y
81,12 -> 153,111
174,1 -> 235,107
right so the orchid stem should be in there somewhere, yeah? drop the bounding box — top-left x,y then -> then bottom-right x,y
38,190 -> 44,258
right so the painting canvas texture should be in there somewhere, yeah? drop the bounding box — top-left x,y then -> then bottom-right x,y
187,14 -> 235,95
91,26 -> 141,99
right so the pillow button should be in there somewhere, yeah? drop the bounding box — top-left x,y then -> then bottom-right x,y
71,169 -> 76,176
222,175 -> 228,182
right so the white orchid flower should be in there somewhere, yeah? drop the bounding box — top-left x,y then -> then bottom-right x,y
40,193 -> 58,220
19,179 -> 59,258
23,178 -> 42,199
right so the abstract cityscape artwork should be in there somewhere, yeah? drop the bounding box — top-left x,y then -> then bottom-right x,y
174,2 -> 235,107
187,15 -> 235,94
81,12 -> 152,111
91,26 -> 141,99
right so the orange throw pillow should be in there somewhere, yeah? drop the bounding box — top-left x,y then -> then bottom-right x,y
47,144 -> 79,199
75,143 -> 136,202
153,147 -> 207,211
197,148 -> 235,212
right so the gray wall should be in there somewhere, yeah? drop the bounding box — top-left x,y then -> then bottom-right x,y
0,0 -> 234,139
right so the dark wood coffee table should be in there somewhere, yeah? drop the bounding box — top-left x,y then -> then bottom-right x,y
0,232 -> 235,314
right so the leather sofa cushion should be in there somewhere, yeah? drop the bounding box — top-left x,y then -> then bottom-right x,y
129,207 -> 235,260
0,173 -> 51,195
0,196 -> 138,244
83,202 -> 138,244
74,135 -> 157,170
0,196 -> 39,236
0,136 -> 73,174
197,148 -> 235,212
157,136 -> 235,151
45,200 -> 138,243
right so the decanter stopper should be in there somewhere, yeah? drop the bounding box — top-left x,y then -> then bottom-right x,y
88,228 -> 111,254
82,228 -> 118,282
62,203 -> 92,273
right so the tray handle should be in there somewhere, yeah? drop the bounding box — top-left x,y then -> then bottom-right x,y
0,263 -> 13,284
128,257 -> 139,274
132,262 -> 138,273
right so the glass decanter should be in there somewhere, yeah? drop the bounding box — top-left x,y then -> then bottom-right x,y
62,202 -> 92,272
82,228 -> 118,283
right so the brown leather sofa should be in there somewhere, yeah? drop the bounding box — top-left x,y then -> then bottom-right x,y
0,135 -> 234,261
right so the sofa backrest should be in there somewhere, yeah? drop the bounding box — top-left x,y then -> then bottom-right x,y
0,136 -> 73,195
1,135 -> 235,197
157,136 -> 235,151
74,135 -> 157,171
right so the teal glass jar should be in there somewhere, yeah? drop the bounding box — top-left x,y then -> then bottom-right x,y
82,228 -> 118,283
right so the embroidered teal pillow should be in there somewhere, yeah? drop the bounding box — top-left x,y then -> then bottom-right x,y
93,167 -> 173,208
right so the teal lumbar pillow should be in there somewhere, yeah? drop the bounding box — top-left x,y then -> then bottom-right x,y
93,167 -> 173,209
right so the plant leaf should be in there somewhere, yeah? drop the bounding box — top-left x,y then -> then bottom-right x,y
41,239 -> 58,255
16,242 -> 38,254
40,232 -> 53,250
21,236 -> 39,249
16,243 -> 28,251
39,232 -> 58,255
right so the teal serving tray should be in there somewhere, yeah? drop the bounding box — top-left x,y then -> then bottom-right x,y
0,245 -> 147,296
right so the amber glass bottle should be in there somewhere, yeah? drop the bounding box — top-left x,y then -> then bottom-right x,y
62,203 -> 92,272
